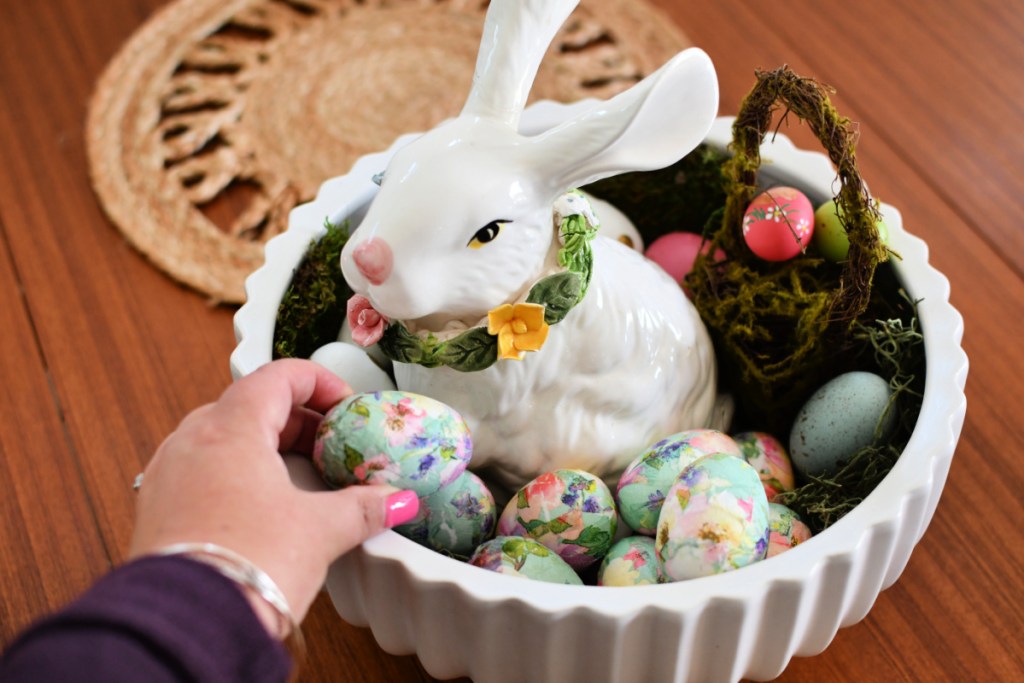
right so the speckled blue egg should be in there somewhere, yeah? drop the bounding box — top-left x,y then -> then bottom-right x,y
655,453 -> 769,581
313,391 -> 472,497
789,372 -> 896,478
616,430 -> 741,536
396,470 -> 496,558
469,536 -> 583,585
598,536 -> 661,586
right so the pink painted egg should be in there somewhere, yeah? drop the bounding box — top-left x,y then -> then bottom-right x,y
742,187 -> 814,261
644,232 -> 724,287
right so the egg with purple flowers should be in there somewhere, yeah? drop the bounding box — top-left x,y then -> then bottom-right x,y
598,536 -> 661,586
656,453 -> 770,581
469,537 -> 583,585
313,391 -> 472,497
733,431 -> 796,501
616,429 -> 742,536
395,470 -> 496,558
498,469 -> 617,571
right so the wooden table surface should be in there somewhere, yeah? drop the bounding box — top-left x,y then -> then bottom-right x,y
1,0 -> 1021,681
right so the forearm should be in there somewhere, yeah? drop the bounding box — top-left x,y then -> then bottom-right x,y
0,556 -> 291,682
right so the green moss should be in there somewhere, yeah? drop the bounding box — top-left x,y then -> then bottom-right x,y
272,219 -> 352,359
584,144 -> 730,243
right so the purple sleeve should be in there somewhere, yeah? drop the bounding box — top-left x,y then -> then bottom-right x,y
0,555 -> 292,682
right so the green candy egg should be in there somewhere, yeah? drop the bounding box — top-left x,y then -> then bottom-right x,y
813,199 -> 889,262
469,537 -> 583,585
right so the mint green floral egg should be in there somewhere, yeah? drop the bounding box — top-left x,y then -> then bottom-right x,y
497,469 -> 617,571
469,537 -> 583,585
616,429 -> 741,536
313,391 -> 472,497
656,453 -> 770,581
598,536 -> 660,586
396,471 -> 496,558
766,503 -> 813,558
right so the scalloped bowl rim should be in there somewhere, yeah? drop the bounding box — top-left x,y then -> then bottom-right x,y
231,100 -> 968,662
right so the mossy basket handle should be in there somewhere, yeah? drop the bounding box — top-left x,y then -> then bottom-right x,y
720,65 -> 890,322
686,65 -> 892,432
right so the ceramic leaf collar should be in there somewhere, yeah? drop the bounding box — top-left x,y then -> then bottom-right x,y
374,191 -> 598,372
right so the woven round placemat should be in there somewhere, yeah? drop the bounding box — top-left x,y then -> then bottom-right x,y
87,0 -> 690,303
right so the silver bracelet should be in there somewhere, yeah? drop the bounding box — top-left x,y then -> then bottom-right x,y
151,542 -> 304,661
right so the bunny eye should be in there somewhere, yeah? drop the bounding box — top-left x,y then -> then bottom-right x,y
468,220 -> 510,249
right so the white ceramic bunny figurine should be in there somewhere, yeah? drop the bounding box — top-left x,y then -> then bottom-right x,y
340,0 -> 722,487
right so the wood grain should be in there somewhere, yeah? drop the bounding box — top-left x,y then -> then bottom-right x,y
0,1 -> 1021,681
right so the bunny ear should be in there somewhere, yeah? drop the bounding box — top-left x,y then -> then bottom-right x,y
526,48 -> 719,193
461,0 -> 579,128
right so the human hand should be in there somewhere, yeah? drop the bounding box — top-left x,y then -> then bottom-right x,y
129,358 -> 418,631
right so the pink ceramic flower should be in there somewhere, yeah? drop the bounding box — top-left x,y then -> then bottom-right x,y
347,294 -> 389,346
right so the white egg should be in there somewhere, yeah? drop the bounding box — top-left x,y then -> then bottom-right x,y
310,341 -> 396,393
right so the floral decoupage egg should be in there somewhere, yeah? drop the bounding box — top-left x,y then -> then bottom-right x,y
766,503 -> 813,558
395,470 -> 496,558
616,430 -> 742,535
732,431 -> 795,502
313,391 -> 472,497
742,186 -> 814,261
656,453 -> 770,581
498,469 -> 617,571
469,537 -> 583,585
598,536 -> 661,586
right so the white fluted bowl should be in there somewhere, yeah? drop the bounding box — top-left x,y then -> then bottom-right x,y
231,102 -> 968,683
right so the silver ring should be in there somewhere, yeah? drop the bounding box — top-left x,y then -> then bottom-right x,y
132,472 -> 145,492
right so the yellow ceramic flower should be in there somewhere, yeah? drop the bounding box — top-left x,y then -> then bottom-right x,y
487,303 -> 550,360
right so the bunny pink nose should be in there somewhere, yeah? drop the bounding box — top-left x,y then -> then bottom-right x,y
352,238 -> 393,285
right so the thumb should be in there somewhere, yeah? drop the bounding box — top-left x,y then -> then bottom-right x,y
313,485 -> 420,559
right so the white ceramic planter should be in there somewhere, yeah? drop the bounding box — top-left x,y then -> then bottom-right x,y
231,101 -> 968,683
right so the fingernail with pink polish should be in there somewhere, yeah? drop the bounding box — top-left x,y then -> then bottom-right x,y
385,490 -> 420,528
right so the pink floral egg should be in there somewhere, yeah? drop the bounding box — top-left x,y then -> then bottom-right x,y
598,536 -> 661,586
733,431 -> 796,502
766,503 -> 813,558
655,454 -> 769,581
616,429 -> 742,536
498,469 -> 617,571
742,187 -> 814,261
313,391 -> 472,497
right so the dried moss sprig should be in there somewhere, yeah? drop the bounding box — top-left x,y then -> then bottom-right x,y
273,219 -> 352,359
686,65 -> 892,431
776,299 -> 925,532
